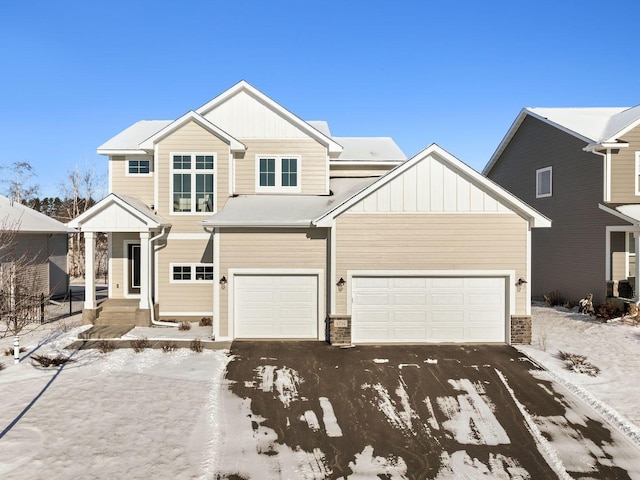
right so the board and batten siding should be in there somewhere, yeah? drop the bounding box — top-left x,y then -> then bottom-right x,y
487,115 -> 629,303
233,139 -> 328,195
156,238 -> 214,317
218,228 -> 328,337
155,121 -> 230,233
611,124 -> 640,204
334,213 -> 529,315
109,155 -> 154,206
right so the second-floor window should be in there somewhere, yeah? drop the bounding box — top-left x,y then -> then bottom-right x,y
171,153 -> 215,213
536,166 -> 552,198
256,155 -> 301,193
127,158 -> 151,175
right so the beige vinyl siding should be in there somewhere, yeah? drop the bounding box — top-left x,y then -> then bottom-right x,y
218,228 -> 328,337
335,213 -> 529,315
487,115 -> 630,303
611,124 -> 640,203
156,121 -> 230,233
234,139 -> 328,195
157,238 -> 213,316
110,233 -> 139,299
110,156 -> 154,206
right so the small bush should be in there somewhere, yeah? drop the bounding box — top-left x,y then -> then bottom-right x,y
31,354 -> 75,368
199,316 -> 213,327
178,321 -> 191,331
0,362 -> 5,371
543,290 -> 564,307
161,341 -> 178,353
131,337 -> 150,353
557,350 -> 600,377
190,338 -> 203,353
4,347 -> 26,356
564,301 -> 576,309
595,302 -> 623,322
97,340 -> 116,354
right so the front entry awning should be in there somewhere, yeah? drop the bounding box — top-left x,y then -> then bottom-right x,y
68,194 -> 170,233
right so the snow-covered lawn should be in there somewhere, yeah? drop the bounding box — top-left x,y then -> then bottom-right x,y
518,303 -> 640,442
1,304 -> 640,479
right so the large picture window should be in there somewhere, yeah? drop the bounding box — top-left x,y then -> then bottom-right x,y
171,153 -> 215,213
256,155 -> 301,192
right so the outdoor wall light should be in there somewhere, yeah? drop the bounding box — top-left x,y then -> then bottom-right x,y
336,277 -> 346,292
516,277 -> 528,292
219,276 -> 227,289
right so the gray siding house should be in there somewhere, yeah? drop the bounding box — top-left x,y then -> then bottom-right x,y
0,195 -> 74,298
484,107 -> 640,304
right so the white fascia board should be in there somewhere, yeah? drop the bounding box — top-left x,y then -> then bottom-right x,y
68,194 -> 165,230
584,142 -> 630,151
201,220 -> 313,228
97,149 -> 149,156
139,111 -> 246,152
599,203 -> 638,225
195,80 -> 343,155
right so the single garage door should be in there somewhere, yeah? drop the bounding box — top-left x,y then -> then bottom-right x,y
234,274 -> 318,339
352,276 -> 506,343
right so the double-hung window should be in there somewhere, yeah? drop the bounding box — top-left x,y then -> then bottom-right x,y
536,166 -> 552,198
171,264 -> 214,283
256,155 -> 301,193
171,153 -> 215,213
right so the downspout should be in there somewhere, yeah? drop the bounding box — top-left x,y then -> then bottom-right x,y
585,146 -> 609,202
148,227 -> 175,327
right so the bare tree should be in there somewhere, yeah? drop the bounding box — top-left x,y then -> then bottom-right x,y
1,214 -> 45,364
0,161 -> 40,204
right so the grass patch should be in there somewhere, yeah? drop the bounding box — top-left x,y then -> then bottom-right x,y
543,290 -> 564,307
131,337 -> 150,353
4,347 -> 26,356
190,338 -> 203,353
97,340 -> 116,354
557,350 -> 600,377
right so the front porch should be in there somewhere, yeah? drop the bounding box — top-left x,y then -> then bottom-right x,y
87,298 -> 158,326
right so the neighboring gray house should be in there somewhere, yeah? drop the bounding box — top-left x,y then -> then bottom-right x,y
0,195 -> 74,298
484,106 -> 640,304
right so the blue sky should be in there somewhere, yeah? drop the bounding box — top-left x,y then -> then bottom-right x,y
1,0 -> 639,198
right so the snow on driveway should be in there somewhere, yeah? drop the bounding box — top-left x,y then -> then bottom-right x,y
1,304 -> 640,479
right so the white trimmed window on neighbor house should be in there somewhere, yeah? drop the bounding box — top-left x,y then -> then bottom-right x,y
256,155 -> 301,193
171,264 -> 214,282
536,166 -> 552,198
171,154 -> 215,213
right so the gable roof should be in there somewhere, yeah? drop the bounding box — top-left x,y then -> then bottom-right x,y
484,105 -> 640,174
68,193 -> 169,231
315,144 -> 551,228
138,111 -> 246,152
0,195 -> 75,233
195,80 -> 343,156
332,137 -> 406,163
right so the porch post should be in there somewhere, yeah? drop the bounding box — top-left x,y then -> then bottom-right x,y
84,231 -> 96,310
139,231 -> 150,310
635,231 -> 640,303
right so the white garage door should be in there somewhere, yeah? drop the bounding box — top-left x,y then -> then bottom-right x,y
234,274 -> 318,339
352,276 -> 506,343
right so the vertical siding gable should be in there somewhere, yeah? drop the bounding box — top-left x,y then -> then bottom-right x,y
202,90 -> 313,140
347,153 -> 511,214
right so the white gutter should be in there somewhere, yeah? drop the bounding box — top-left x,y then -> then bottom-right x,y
585,147 -> 609,202
147,227 -> 174,327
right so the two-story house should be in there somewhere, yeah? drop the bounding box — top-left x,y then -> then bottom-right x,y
484,106 -> 640,305
70,81 -> 549,345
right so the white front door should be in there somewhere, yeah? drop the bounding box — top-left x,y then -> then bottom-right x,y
234,274 -> 318,339
352,276 -> 506,343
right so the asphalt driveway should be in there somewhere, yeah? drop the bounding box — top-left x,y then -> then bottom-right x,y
216,342 -> 640,479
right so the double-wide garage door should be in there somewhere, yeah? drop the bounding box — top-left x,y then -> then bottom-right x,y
352,276 -> 506,343
234,274 -> 318,339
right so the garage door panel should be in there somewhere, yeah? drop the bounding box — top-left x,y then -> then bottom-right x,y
234,274 -> 318,339
353,276 -> 506,343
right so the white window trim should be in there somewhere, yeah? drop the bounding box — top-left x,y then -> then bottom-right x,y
125,156 -> 153,177
635,152 -> 640,196
536,166 -> 552,198
170,152 -> 216,215
255,155 -> 302,193
170,263 -> 214,283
